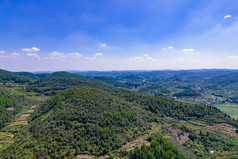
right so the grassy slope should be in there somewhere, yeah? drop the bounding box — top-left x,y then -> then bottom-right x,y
215,104 -> 238,120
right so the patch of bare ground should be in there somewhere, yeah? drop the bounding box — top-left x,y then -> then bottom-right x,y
123,137 -> 150,151
76,154 -> 109,159
20,114 -> 31,118
207,123 -> 238,139
169,127 -> 189,144
76,154 -> 95,159
17,117 -> 27,121
9,121 -> 28,127
25,109 -> 34,113
0,139 -> 10,144
6,108 -> 14,111
98,155 -> 109,159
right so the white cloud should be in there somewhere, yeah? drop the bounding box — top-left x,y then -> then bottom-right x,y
130,54 -> 154,61
100,43 -> 107,48
227,56 -> 238,60
182,48 -> 194,52
95,53 -> 103,56
49,51 -> 65,57
46,51 -> 66,60
27,53 -> 40,59
182,48 -> 200,55
10,52 -> 21,58
162,46 -> 174,51
67,52 -> 83,57
22,47 -> 40,52
46,51 -> 84,60
224,15 -> 231,19
0,50 -> 6,54
129,57 -> 142,60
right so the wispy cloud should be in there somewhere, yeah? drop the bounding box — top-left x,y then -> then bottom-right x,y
67,52 -> 83,57
47,51 -> 66,59
182,48 -> 200,55
22,47 -> 40,52
162,46 -> 174,51
27,53 -> 40,59
46,51 -> 83,60
227,55 -> 238,60
95,53 -> 103,56
224,15 -> 231,19
100,43 -> 107,48
130,54 -> 153,61
10,52 -> 21,58
0,50 -> 6,54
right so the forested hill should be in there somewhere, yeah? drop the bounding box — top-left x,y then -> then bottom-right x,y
0,69 -> 30,83
1,84 -> 238,158
16,71 -> 83,80
0,69 -> 238,158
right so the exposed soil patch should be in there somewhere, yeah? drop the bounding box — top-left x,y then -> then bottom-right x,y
9,121 -> 28,127
169,127 -> 190,144
98,155 -> 109,159
25,109 -> 34,113
123,137 -> 150,151
6,108 -> 14,111
76,154 -> 95,159
207,123 -> 238,139
20,114 -> 31,118
17,117 -> 27,121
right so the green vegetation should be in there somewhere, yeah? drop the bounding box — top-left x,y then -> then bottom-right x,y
0,86 -> 35,129
26,76 -> 113,96
174,89 -> 200,97
0,69 -> 238,158
215,104 -> 238,120
0,69 -> 30,83
128,136 -> 188,159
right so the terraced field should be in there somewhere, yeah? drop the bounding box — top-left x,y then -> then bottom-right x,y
0,106 -> 36,149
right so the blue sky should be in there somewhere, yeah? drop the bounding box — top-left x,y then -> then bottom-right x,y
1,0 -> 238,71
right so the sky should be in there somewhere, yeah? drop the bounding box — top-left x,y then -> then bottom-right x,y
1,0 -> 238,71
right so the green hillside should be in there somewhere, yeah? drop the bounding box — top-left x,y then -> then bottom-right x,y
0,86 -> 35,129
0,69 -> 238,158
1,84 -> 238,158
26,76 -> 114,96
0,69 -> 30,84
